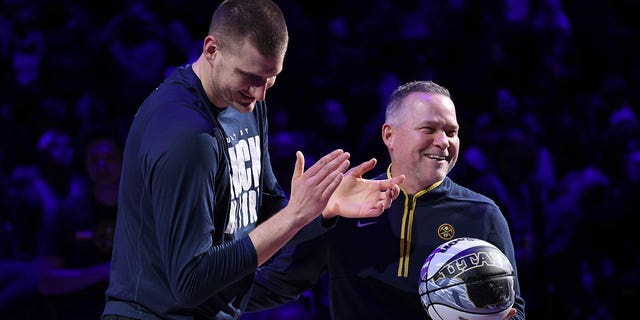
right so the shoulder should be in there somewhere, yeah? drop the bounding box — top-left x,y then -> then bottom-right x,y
142,65 -> 210,119
443,177 -> 500,210
133,103 -> 224,172
136,71 -> 220,150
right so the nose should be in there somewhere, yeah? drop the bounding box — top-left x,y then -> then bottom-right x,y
250,83 -> 268,101
433,131 -> 449,150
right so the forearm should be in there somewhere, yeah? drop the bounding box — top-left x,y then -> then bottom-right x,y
248,223 -> 330,312
249,206 -> 312,266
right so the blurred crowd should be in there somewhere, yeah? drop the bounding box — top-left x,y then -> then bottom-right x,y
1,0 -> 638,319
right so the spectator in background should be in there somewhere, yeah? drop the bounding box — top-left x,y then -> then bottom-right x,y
96,2 -> 173,116
0,179 -> 54,319
4,127 -> 87,260
0,126 -> 86,320
267,108 -> 308,195
302,97 -> 353,167
36,126 -> 123,320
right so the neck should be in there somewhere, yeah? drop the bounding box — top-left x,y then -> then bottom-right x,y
192,56 -> 226,108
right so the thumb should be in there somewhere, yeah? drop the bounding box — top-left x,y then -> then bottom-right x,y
292,151 -> 305,180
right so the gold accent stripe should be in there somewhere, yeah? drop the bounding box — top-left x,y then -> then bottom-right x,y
397,191 -> 409,277
397,180 -> 444,277
389,163 -> 445,278
402,205 -> 415,277
402,201 -> 416,276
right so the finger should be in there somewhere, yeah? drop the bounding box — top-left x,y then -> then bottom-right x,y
377,174 -> 405,191
307,151 -> 350,185
391,184 -> 401,200
383,180 -> 402,200
304,149 -> 345,177
383,188 -> 396,208
390,174 -> 405,186
321,170 -> 345,199
345,158 -> 377,178
292,151 -> 305,180
366,202 -> 385,216
315,158 -> 350,193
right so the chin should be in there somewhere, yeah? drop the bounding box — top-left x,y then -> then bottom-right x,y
232,101 -> 255,113
432,170 -> 447,182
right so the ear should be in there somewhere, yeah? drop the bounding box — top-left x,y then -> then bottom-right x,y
203,36 -> 219,58
382,123 -> 393,148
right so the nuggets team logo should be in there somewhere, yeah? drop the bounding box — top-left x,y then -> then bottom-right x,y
437,223 -> 455,240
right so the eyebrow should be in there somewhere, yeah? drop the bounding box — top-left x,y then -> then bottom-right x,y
419,120 -> 459,130
237,67 -> 278,83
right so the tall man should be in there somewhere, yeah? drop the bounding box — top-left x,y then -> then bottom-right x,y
102,1 -> 403,319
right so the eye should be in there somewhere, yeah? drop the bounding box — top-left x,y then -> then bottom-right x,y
420,126 -> 436,134
238,71 -> 268,86
247,75 -> 265,86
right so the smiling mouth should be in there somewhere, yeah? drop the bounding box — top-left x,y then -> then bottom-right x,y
426,154 -> 447,161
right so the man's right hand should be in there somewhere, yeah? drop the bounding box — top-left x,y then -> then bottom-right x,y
322,158 -> 404,219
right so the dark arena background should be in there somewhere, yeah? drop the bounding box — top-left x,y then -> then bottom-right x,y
1,0 -> 638,319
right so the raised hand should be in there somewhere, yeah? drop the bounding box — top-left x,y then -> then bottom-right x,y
250,150 -> 351,266
285,149 -> 351,225
322,158 -> 404,219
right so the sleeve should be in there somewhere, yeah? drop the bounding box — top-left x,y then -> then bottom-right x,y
486,207 -> 527,320
246,219 -> 332,311
150,132 -> 258,306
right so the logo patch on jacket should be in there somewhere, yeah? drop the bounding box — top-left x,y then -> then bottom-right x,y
437,223 -> 455,240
